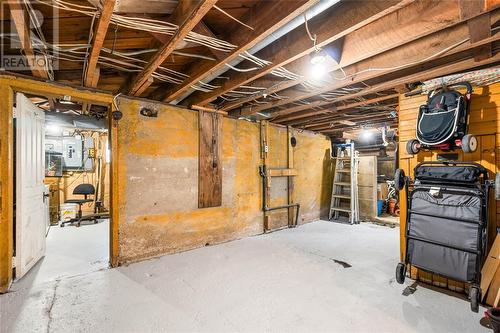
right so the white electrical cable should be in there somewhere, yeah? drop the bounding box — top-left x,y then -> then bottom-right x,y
213,5 -> 254,31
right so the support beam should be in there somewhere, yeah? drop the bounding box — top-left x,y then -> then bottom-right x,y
231,0 -> 499,115
459,0 -> 494,61
274,94 -> 400,123
287,103 -> 399,127
184,0 -> 410,106
128,0 -> 218,96
84,0 -> 115,88
161,0 -> 320,103
8,0 -> 49,79
237,13 -> 500,117
288,52 -> 500,127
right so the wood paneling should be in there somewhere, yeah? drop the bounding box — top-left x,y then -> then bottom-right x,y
398,82 -> 500,294
198,110 -> 222,208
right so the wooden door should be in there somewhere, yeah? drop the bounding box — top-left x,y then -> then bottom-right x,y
15,93 -> 46,279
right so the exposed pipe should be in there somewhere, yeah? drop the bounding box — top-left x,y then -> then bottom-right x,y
170,0 -> 342,105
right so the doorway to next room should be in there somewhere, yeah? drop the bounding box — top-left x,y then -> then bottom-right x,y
13,92 -> 110,286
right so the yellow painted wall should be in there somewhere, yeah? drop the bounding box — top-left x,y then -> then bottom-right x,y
398,82 -> 500,292
115,97 -> 333,264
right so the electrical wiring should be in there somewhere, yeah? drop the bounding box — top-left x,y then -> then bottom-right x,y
35,0 -> 237,52
213,5 -> 254,31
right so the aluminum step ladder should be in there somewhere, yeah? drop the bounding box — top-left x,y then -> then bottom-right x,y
329,143 -> 359,224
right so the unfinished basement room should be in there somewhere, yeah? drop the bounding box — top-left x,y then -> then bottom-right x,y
1,0 -> 500,332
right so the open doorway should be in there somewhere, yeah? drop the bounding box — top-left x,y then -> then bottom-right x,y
13,92 -> 110,285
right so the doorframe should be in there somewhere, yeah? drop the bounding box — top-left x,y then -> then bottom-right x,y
0,73 -> 119,293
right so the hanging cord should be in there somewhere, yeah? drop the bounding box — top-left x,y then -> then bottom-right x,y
214,5 -> 254,31
304,13 -> 318,52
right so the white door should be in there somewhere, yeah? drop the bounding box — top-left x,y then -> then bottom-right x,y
15,93 -> 46,279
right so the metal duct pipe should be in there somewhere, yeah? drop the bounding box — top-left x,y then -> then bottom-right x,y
170,0 -> 342,104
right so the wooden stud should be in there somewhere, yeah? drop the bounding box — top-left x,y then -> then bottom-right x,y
287,126 -> 295,227
0,85 -> 14,293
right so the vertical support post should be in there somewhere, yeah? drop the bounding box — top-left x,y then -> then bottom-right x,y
109,101 -> 119,267
287,127 -> 295,227
260,120 -> 270,231
0,84 -> 14,292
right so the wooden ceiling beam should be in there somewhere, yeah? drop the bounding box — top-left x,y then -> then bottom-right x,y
8,0 -> 49,79
302,52 -> 500,124
183,0 -> 410,107
304,113 -> 394,131
285,103 -> 399,127
127,0 -> 218,96
160,0 -> 321,103
273,93 -> 400,123
233,0 -> 500,116
84,0 -> 115,88
459,0 -> 494,61
238,17 -> 500,117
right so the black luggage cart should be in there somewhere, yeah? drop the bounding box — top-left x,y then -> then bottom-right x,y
394,161 -> 493,312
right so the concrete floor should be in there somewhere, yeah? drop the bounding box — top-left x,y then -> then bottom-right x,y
0,220 -> 487,332
18,219 -> 109,286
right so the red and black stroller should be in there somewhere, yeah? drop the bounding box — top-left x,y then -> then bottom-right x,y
405,82 -> 477,155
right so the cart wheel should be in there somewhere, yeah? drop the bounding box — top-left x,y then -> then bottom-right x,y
76,222 -> 81,227
406,139 -> 420,155
396,263 -> 406,284
394,169 -> 406,191
469,286 -> 480,313
94,219 -> 98,224
60,224 -> 64,228
462,134 -> 477,153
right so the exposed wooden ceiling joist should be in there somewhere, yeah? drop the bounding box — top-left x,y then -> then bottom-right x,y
182,0 -> 411,107
8,0 -> 49,79
83,0 -> 116,88
274,93 -> 400,124
305,51 -> 500,124
127,0 -> 219,96
236,13 -> 500,118
160,0 -> 321,103
232,0 -> 500,116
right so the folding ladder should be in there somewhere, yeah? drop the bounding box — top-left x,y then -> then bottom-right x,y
329,143 -> 359,224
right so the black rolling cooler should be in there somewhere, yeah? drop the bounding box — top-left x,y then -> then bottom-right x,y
394,162 -> 492,312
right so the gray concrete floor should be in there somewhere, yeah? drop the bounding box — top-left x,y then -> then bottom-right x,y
0,220 -> 487,332
25,219 -> 109,286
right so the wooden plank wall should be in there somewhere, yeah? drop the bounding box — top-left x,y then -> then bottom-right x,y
198,110 -> 222,208
398,82 -> 500,293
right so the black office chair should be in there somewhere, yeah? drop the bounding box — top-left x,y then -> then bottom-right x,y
61,184 -> 96,227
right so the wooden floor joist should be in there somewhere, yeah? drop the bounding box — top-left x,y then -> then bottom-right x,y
232,0 -> 500,117
127,0 -> 219,96
160,0 -> 320,103
182,0 -> 410,107
84,0 -> 115,88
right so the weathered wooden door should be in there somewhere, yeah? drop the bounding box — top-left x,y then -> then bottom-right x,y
15,93 -> 46,279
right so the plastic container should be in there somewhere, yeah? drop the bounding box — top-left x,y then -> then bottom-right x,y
377,199 -> 384,216
60,203 -> 77,221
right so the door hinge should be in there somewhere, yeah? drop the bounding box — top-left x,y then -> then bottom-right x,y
12,257 -> 16,268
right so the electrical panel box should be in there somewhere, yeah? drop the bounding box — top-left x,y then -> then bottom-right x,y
45,136 -> 83,170
63,136 -> 83,169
